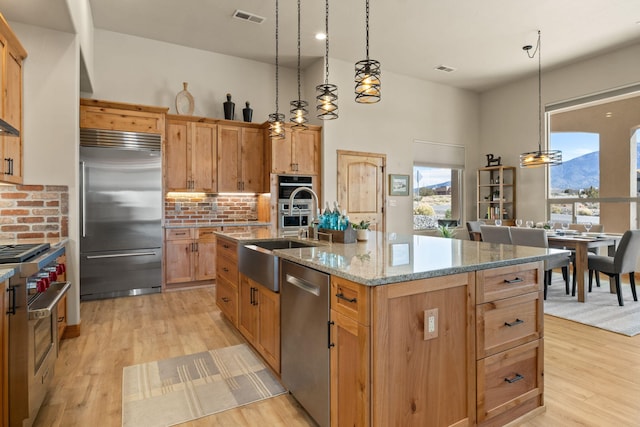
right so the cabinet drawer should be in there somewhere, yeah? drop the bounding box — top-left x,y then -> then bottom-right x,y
217,238 -> 237,261
477,339 -> 543,424
477,291 -> 542,358
476,262 -> 541,303
217,254 -> 238,284
165,228 -> 194,240
197,227 -> 219,242
216,277 -> 238,325
331,276 -> 370,325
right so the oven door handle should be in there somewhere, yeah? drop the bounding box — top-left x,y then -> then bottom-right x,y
28,281 -> 71,320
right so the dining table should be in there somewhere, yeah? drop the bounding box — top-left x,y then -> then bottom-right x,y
547,233 -> 622,302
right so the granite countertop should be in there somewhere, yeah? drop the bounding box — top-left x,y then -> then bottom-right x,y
0,268 -> 15,282
217,229 -> 569,286
165,222 -> 271,229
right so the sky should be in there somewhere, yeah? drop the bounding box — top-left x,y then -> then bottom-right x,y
549,132 -> 599,161
413,167 -> 452,188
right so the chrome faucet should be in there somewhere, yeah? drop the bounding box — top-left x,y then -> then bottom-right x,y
288,187 -> 320,239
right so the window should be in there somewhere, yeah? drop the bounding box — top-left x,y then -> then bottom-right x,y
412,139 -> 465,231
413,166 -> 463,230
547,90 -> 640,231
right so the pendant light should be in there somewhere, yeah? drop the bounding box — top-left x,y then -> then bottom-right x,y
354,0 -> 380,104
316,0 -> 338,120
268,0 -> 285,139
519,30 -> 562,167
290,0 -> 308,130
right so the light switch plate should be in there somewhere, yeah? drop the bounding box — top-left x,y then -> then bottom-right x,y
424,308 -> 438,340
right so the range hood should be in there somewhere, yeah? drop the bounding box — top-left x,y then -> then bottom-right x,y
0,117 -> 19,137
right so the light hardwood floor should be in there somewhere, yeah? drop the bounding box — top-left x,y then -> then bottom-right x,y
34,286 -> 640,427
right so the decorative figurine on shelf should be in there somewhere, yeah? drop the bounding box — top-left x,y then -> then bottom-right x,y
486,153 -> 502,167
223,93 -> 235,120
242,101 -> 253,122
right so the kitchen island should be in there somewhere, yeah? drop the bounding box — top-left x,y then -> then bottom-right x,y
215,229 -> 567,427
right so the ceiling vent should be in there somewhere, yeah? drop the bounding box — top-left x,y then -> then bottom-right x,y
434,65 -> 456,73
232,10 -> 266,24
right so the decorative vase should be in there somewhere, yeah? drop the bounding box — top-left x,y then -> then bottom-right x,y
223,93 -> 235,120
242,101 -> 253,122
356,229 -> 369,241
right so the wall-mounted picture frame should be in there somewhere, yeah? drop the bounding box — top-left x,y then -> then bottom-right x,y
389,174 -> 410,196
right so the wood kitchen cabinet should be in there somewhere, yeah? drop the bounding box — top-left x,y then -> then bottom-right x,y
165,116 -> 217,192
217,123 -> 265,192
475,262 -> 544,426
216,236 -> 239,326
270,124 -> 321,175
80,98 -> 166,134
0,15 -> 27,185
238,273 -> 280,373
164,227 -> 219,289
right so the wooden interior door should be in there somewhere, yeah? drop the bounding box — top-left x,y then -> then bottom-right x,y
337,150 -> 385,231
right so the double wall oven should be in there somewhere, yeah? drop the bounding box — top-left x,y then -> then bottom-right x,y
278,175 -> 314,232
3,243 -> 69,427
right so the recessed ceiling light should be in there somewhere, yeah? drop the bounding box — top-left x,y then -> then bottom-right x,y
315,33 -> 326,40
606,112 -> 613,118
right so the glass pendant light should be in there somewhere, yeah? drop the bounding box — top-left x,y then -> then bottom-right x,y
268,0 -> 285,139
290,0 -> 308,130
354,0 -> 380,104
520,31 -> 562,167
316,0 -> 338,120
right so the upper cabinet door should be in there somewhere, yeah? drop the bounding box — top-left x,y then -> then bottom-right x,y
4,50 -> 21,131
165,120 -> 190,191
270,131 -> 293,174
292,129 -> 320,175
191,122 -> 217,192
240,127 -> 265,193
217,125 -> 241,192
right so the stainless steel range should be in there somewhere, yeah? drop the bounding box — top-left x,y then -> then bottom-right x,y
3,242 -> 70,427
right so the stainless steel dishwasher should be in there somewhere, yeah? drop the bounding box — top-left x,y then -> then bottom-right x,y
280,259 -> 330,427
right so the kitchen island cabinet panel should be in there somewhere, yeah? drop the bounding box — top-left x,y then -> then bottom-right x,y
371,272 -> 476,427
238,273 -> 280,373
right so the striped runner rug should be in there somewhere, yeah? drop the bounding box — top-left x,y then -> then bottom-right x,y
544,275 -> 640,336
122,343 -> 286,427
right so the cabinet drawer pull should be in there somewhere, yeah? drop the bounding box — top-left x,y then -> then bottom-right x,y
504,373 -> 524,383
222,267 -> 229,272
58,316 -> 65,322
504,318 -> 524,327
223,244 -> 230,249
503,277 -> 523,284
335,292 -> 357,303
328,320 -> 335,349
221,297 -> 230,303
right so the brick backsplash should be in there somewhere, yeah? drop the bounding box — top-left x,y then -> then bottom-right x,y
165,194 -> 260,225
0,185 -> 69,239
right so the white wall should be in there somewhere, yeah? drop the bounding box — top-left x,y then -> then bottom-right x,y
11,22 -> 81,325
480,42 -> 640,224
66,0 -> 94,92
87,29 -> 299,122
321,58 -> 480,234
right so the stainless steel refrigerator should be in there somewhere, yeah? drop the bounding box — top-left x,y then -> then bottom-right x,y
79,129 -> 162,300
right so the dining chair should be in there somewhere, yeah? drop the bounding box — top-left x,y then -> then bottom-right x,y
586,229 -> 640,306
466,220 -> 485,241
509,227 -> 571,299
480,225 -> 511,244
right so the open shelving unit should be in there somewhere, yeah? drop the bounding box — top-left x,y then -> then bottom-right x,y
477,166 -> 516,224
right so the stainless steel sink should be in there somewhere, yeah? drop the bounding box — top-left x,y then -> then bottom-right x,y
238,239 -> 319,292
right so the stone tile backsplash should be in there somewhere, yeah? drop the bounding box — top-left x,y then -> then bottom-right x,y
164,194 -> 260,225
0,185 -> 69,239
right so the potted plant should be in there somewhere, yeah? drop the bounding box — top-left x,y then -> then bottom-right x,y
437,224 -> 454,238
352,220 -> 371,241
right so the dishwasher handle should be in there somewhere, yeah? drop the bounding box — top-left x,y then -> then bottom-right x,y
285,273 -> 321,297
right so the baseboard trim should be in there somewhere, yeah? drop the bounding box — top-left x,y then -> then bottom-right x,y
62,323 -> 81,339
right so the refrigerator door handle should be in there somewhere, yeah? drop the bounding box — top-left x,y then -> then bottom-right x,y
81,161 -> 86,238
86,252 -> 157,259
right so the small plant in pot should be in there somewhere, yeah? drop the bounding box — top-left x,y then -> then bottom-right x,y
352,220 -> 371,241
437,224 -> 454,238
